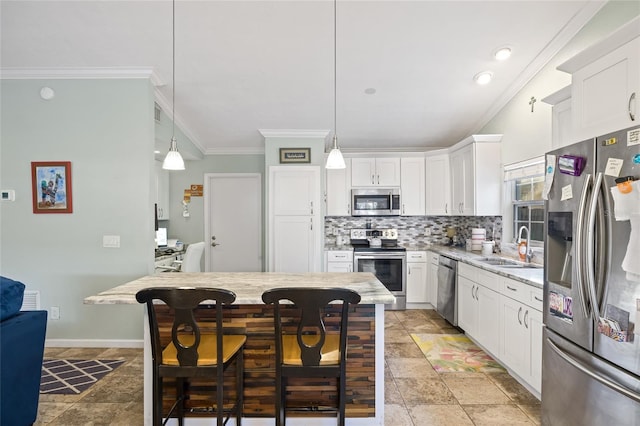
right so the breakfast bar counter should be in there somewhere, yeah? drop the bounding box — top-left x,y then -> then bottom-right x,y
85,272 -> 394,426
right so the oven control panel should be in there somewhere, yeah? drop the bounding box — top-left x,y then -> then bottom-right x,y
350,228 -> 398,240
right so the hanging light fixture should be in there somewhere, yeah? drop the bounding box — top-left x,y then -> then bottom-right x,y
162,0 -> 185,171
325,0 -> 346,170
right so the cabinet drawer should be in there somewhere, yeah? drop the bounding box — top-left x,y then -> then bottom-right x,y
458,262 -> 477,281
327,251 -> 353,262
501,277 -> 543,310
407,251 -> 427,262
427,251 -> 439,264
475,268 -> 500,292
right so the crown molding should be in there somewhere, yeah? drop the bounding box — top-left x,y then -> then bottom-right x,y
0,67 -> 163,85
259,129 -> 330,139
204,146 -> 266,155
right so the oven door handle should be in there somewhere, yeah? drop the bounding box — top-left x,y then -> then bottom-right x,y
355,255 -> 406,260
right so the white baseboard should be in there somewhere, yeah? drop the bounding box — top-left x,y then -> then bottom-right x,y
45,339 -> 144,348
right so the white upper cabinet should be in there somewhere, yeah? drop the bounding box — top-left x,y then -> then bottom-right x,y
154,161 -> 170,220
351,157 -> 400,187
425,152 -> 451,215
542,86 -> 573,149
400,157 -> 425,216
449,136 -> 502,216
325,158 -> 351,216
557,19 -> 639,141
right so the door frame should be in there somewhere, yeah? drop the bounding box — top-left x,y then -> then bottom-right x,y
203,173 -> 263,272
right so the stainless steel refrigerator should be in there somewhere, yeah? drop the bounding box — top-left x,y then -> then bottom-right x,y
542,125 -> 640,425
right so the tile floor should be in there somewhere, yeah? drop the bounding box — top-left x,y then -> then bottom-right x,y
35,309 -> 540,425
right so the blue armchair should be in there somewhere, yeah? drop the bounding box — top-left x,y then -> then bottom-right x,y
0,277 -> 47,426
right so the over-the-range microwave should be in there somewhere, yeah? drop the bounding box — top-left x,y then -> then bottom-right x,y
351,188 -> 401,216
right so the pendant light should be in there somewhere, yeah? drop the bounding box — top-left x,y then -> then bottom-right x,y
162,0 -> 185,171
325,0 -> 346,170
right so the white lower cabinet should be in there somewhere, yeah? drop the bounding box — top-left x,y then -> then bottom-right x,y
426,251 -> 439,307
406,251 -> 428,306
457,262 -> 542,395
457,265 -> 500,356
325,250 -> 353,272
499,277 -> 543,394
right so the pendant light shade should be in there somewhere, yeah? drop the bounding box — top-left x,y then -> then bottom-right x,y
162,0 -> 185,171
163,136 -> 185,170
326,135 -> 346,169
325,0 -> 345,170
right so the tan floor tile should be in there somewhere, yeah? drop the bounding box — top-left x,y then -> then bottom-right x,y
54,347 -> 108,359
98,347 -> 144,359
407,404 -> 474,426
78,373 -> 144,404
385,377 -> 404,404
442,375 -> 510,405
486,372 -> 541,405
34,402 -> 71,425
394,378 -> 457,405
386,327 -> 417,343
46,402 -> 124,424
384,403 -> 415,426
519,403 -> 542,425
463,404 -> 535,425
110,401 -> 145,425
385,342 -> 425,358
386,357 -> 438,378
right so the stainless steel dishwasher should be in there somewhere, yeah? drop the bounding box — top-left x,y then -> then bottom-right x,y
436,255 -> 457,326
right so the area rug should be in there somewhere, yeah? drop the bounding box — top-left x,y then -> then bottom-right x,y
40,359 -> 125,395
411,333 -> 505,373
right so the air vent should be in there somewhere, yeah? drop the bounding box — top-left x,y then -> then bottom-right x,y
22,290 -> 41,310
154,102 -> 162,122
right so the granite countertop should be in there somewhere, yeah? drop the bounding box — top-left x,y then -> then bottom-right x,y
84,272 -> 396,305
324,243 -> 543,289
426,245 -> 544,289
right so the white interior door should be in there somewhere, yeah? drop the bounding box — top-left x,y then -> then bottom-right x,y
204,173 -> 262,272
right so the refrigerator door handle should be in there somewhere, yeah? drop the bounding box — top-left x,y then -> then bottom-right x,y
575,173 -> 592,319
547,337 -> 640,403
586,172 -> 604,323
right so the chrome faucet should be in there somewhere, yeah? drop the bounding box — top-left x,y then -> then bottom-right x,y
518,226 -> 533,263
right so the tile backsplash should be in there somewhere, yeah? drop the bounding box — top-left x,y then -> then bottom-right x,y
325,216 -> 502,250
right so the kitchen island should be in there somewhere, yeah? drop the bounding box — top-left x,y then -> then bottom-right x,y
85,272 -> 395,426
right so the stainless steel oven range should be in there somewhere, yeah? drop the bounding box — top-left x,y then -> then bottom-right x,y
350,228 -> 406,310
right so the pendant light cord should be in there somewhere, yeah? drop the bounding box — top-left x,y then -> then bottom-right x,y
333,0 -> 337,140
172,0 -> 176,139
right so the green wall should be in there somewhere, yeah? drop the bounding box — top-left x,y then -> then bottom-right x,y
0,78 -> 155,342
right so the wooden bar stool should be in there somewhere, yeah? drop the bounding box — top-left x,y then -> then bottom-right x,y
261,287 -> 361,426
136,287 -> 246,426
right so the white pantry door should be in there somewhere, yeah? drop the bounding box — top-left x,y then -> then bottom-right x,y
204,173 -> 262,272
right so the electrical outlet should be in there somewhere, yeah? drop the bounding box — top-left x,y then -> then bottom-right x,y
103,235 -> 120,248
425,227 -> 432,236
50,306 -> 60,320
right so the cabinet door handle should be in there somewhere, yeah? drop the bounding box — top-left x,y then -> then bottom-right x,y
310,218 -> 313,231
408,266 -> 411,275
534,296 -> 543,302
377,175 -> 380,185
445,203 -> 448,214
474,286 -> 479,300
517,307 -> 523,325
524,310 -> 529,329
402,204 -> 405,214
347,203 -> 350,215
629,92 -> 636,121
506,286 -> 517,292
371,175 -> 375,185
310,201 -> 314,215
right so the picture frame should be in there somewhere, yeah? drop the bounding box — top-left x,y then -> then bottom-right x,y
279,148 -> 311,164
31,161 -> 73,214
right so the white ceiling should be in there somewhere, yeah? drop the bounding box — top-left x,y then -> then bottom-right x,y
0,0 -> 605,155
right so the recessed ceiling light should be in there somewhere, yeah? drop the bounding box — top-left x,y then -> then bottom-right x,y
494,47 -> 512,61
154,150 -> 161,154
474,71 -> 493,85
364,87 -> 376,95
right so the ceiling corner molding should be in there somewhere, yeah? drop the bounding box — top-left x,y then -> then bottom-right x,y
0,67 -> 158,81
470,0 -> 607,134
204,146 -> 266,156
258,129 -> 330,139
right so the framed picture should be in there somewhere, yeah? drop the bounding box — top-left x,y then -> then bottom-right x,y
31,161 -> 73,214
279,148 -> 311,164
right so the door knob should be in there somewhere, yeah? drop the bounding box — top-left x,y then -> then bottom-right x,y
211,242 -> 220,247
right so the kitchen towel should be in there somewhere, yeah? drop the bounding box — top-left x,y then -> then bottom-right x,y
622,213 -> 640,283
610,180 -> 640,221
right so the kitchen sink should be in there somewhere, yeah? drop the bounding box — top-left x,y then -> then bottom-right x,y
476,257 -> 543,269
